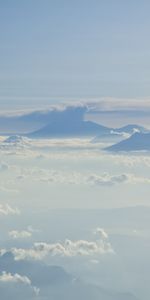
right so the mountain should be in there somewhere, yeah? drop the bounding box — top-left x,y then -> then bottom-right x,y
115,124 -> 149,134
92,124 -> 149,143
28,107 -> 112,137
0,252 -> 138,300
4,135 -> 30,145
92,130 -> 128,143
54,281 -> 138,300
0,105 -> 148,139
0,111 -> 51,134
105,132 -> 150,152
29,120 -> 111,138
0,135 -> 31,151
28,107 -> 149,139
0,252 -> 72,286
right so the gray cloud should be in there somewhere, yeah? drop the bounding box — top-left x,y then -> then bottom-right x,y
87,173 -> 129,186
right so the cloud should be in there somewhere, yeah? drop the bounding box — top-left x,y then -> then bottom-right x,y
9,229 -> 114,261
0,136 -> 31,152
0,272 -> 39,297
86,98 -> 150,112
87,173 -> 150,186
0,136 -> 98,159
8,226 -> 40,239
0,243 -> 138,300
0,104 -> 88,136
0,251 -> 72,287
9,230 -> 32,239
87,173 -> 129,186
94,228 -> 109,239
104,153 -> 150,168
14,162 -> 150,187
0,271 -> 31,285
1,99 -> 150,119
0,204 -> 20,216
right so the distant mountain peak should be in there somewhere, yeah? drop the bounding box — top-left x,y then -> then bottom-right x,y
105,132 -> 150,152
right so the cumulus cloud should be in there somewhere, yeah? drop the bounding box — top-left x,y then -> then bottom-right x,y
0,271 -> 31,285
11,240 -> 113,260
0,204 -> 20,216
8,229 -> 114,261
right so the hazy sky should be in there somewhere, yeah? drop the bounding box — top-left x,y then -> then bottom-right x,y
1,0 -> 150,106
1,4 -> 150,299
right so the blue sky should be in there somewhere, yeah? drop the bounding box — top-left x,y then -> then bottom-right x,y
0,0 -> 150,106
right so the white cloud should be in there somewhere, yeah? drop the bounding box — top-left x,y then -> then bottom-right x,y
9,230 -> 32,239
0,272 -> 39,296
0,272 -> 31,285
0,204 -> 20,216
10,229 -> 114,261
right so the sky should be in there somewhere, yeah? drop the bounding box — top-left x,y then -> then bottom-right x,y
1,3 -> 150,300
1,0 -> 150,108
